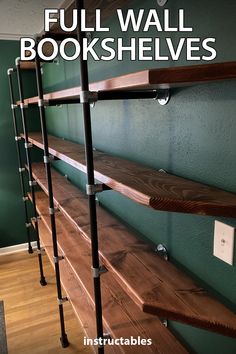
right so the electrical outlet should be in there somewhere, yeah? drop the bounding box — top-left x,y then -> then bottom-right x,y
213,221 -> 235,265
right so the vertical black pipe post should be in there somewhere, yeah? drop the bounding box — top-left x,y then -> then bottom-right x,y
76,1 -> 105,352
15,58 -> 47,286
7,68 -> 33,254
34,51 -> 69,348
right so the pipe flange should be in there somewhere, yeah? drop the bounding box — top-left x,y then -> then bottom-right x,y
156,244 -> 169,261
157,90 -> 170,106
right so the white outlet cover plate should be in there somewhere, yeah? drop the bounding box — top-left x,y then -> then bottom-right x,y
213,221 -> 235,265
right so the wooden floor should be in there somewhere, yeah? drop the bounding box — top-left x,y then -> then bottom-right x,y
0,251 -> 92,354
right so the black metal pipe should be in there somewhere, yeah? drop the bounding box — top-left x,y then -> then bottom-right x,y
98,90 -> 159,101
7,68 -> 33,254
34,50 -> 69,348
26,90 -> 159,107
48,90 -> 158,106
15,58 -> 47,286
76,1 -> 104,353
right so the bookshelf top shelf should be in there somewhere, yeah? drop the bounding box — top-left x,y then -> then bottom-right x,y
21,62 -> 236,105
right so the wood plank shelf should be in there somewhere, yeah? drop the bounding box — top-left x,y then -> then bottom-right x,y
20,62 -> 236,105
24,132 -> 236,218
20,61 -> 36,70
31,163 -> 236,338
32,191 -> 188,354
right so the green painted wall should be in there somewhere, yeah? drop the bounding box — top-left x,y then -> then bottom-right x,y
39,0 -> 236,352
0,40 -> 40,248
0,40 -> 27,248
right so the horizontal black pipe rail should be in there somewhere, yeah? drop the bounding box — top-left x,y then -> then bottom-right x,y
24,90 -> 164,107
49,90 -> 160,105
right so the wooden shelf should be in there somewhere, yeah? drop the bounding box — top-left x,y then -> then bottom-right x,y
20,62 -> 236,105
32,190 -> 188,354
31,163 -> 236,338
20,61 -> 36,70
25,132 -> 236,218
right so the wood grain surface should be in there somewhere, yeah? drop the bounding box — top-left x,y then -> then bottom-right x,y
30,163 -> 236,338
19,61 -> 36,70
32,191 -> 188,354
20,62 -> 236,105
35,221 -> 114,354
24,132 -> 236,218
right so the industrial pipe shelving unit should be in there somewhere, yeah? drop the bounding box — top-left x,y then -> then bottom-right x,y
8,0 -> 236,353
10,2 -> 167,352
33,1 -> 164,351
8,3 -> 167,353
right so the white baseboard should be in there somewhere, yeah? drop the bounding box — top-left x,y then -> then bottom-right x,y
0,242 -> 37,256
